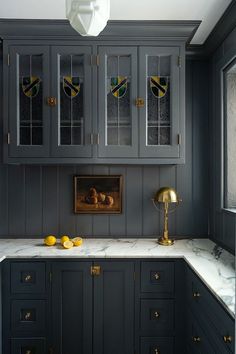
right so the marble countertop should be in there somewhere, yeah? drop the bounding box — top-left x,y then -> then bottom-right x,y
0,238 -> 234,317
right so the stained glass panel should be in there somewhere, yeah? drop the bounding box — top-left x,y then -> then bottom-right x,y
19,54 -> 43,145
147,55 -> 171,146
106,55 -> 132,146
59,54 -> 84,145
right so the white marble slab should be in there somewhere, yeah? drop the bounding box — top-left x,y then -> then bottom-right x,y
0,238 -> 234,317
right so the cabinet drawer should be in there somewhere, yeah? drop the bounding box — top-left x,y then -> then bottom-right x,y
11,299 -> 46,334
140,299 -> 174,335
187,309 -> 216,354
140,337 -> 174,354
141,262 -> 174,294
11,262 -> 46,294
187,268 -> 235,353
11,337 -> 46,354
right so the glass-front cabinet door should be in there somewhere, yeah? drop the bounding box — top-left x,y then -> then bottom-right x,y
9,46 -> 50,157
139,47 -> 180,158
51,46 -> 92,157
98,47 -> 138,158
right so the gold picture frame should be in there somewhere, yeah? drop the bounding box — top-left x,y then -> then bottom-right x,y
74,175 -> 123,214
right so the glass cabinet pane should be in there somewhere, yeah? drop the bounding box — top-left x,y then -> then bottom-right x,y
147,55 -> 171,146
106,55 -> 132,146
18,54 -> 43,146
59,54 -> 85,146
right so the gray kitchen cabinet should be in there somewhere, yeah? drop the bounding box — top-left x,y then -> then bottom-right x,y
4,41 -> 185,164
139,46 -> 182,158
98,46 -> 139,158
186,266 -> 235,354
8,45 -> 51,158
7,44 -> 93,159
51,46 -> 93,158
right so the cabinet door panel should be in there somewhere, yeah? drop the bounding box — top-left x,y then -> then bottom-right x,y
9,46 -> 50,157
52,262 -> 93,354
98,47 -> 138,157
139,47 -> 180,158
51,46 -> 92,157
93,261 -> 134,354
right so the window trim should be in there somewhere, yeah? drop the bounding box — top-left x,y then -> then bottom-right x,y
221,57 -> 236,213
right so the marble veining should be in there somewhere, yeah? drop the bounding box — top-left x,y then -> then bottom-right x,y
0,238 -> 234,317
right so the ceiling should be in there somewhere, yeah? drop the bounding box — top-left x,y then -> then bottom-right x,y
0,0 -> 232,44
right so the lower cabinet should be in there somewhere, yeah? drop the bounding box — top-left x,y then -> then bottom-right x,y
2,259 -> 235,354
51,261 -> 134,354
186,266 -> 235,354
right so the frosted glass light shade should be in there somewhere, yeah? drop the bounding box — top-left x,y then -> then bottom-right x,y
66,0 -> 110,36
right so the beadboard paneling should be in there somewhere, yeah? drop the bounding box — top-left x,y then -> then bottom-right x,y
0,60 -> 209,238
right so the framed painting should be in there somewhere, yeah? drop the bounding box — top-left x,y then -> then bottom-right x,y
74,175 -> 123,214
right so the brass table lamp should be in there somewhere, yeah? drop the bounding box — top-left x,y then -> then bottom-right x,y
152,187 -> 181,246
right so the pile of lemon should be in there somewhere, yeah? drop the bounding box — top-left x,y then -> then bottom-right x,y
44,235 -> 83,249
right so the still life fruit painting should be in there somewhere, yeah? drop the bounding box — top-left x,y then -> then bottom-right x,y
74,175 -> 122,214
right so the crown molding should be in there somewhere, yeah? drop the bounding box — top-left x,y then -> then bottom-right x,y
0,19 -> 200,42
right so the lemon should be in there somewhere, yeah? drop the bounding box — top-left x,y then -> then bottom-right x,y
44,235 -> 57,246
63,240 -> 74,249
72,237 -> 83,247
60,235 -> 70,245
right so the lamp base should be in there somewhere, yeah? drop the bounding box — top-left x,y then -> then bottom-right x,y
157,237 -> 174,246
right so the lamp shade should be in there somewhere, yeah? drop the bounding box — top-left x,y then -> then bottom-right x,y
154,187 -> 179,203
66,0 -> 110,36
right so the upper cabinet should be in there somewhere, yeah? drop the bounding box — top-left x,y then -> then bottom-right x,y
1,20 -> 195,164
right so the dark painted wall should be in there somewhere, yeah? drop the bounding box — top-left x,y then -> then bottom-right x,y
0,60 -> 209,238
210,25 -> 236,253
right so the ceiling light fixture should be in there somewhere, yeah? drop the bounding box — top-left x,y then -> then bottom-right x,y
66,0 -> 110,36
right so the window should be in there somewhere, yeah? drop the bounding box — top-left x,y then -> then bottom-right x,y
223,60 -> 236,210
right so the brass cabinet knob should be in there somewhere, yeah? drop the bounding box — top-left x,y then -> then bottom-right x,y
91,265 -> 101,276
193,292 -> 201,298
153,349 -> 160,354
223,335 -> 232,343
47,97 -> 57,106
24,312 -> 31,320
154,272 -> 160,280
193,336 -> 201,343
154,311 -> 160,318
135,98 -> 145,107
24,274 -> 32,282
25,350 -> 32,354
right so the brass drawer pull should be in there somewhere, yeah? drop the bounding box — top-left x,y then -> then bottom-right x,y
193,292 -> 201,298
223,335 -> 232,343
153,349 -> 160,354
193,336 -> 201,343
135,98 -> 145,108
47,97 -> 57,106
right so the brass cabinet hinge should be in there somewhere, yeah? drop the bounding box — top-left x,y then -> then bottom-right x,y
94,133 -> 99,145
96,55 -> 99,66
90,133 -> 99,145
91,265 -> 101,276
178,56 -> 181,68
7,54 -> 10,66
7,132 -> 10,145
177,134 -> 181,145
